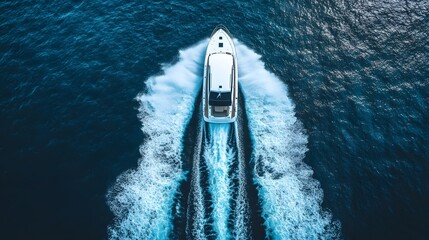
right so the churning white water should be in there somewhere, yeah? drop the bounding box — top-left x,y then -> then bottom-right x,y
204,123 -> 235,239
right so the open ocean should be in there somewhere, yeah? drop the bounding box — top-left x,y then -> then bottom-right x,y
1,0 -> 428,239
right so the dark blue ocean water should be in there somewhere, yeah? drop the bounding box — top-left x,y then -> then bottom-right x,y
1,0 -> 428,239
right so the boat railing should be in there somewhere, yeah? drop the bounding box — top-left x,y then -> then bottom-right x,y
210,24 -> 232,37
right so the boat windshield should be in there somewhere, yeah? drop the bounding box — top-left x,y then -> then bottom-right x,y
209,91 -> 232,106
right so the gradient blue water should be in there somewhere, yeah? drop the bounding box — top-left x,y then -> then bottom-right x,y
1,0 -> 428,239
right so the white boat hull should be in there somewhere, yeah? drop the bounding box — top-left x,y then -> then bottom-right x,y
202,25 -> 238,123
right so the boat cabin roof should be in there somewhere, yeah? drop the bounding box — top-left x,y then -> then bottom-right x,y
209,53 -> 233,92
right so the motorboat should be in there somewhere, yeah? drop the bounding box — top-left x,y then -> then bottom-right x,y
202,25 -> 238,123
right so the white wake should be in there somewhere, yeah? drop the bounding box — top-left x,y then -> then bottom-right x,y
204,123 -> 235,240
237,41 -> 341,239
106,38 -> 340,240
107,41 -> 206,240
188,122 -> 206,239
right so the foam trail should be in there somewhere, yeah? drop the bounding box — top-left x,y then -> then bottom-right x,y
232,121 -> 250,239
236,41 -> 341,239
187,122 -> 206,239
204,123 -> 235,240
107,41 -> 207,240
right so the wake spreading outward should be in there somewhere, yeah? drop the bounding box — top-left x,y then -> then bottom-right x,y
107,40 -> 340,240
107,41 -> 206,239
237,42 -> 340,239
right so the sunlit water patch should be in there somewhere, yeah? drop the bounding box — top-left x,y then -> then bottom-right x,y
237,41 -> 341,239
107,41 -> 206,240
